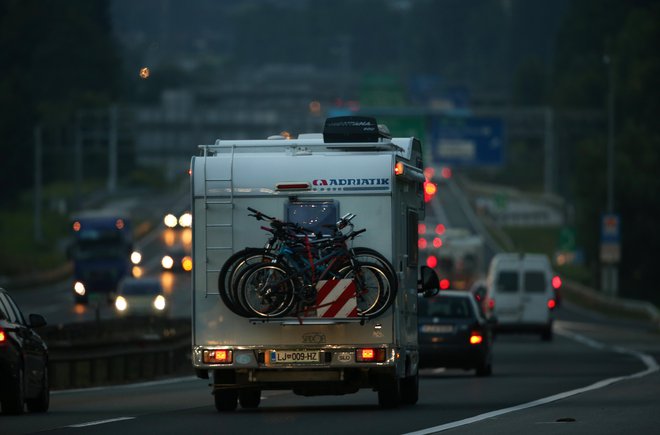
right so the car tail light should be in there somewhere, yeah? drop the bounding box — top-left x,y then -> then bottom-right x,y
203,349 -> 233,364
0,328 -> 6,343
440,279 -> 450,290
469,332 -> 483,345
356,348 -> 386,362
488,299 -> 495,310
426,255 -> 437,268
418,238 -> 428,249
547,299 -> 556,310
552,275 -> 562,289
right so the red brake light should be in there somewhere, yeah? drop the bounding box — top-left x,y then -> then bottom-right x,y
469,332 -> 483,345
423,181 -> 437,202
0,328 -> 6,343
435,224 -> 446,235
426,255 -> 438,268
552,275 -> 562,289
418,238 -> 428,249
547,299 -> 557,310
418,223 -> 426,234
116,219 -> 125,230
440,279 -> 450,290
441,166 -> 452,179
488,299 -> 495,310
432,237 -> 443,248
73,221 -> 81,232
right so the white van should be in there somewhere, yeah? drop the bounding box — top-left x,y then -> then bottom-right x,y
486,253 -> 556,340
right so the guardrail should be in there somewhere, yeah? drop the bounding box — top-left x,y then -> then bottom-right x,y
42,317 -> 192,389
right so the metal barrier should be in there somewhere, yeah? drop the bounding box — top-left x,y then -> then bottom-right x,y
42,317 -> 192,389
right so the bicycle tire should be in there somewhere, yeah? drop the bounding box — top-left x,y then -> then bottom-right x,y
236,262 -> 297,318
218,248 -> 277,316
339,262 -> 394,318
351,247 -> 397,290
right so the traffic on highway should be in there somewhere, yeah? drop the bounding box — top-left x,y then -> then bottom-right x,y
2,2 -> 659,432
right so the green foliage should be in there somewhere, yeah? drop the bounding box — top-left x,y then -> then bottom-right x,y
0,0 -> 120,206
553,0 -> 660,303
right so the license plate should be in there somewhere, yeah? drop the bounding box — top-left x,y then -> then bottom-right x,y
420,324 -> 454,333
269,350 -> 321,364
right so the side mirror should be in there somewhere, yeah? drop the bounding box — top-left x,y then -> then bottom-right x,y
418,266 -> 439,296
29,313 -> 47,328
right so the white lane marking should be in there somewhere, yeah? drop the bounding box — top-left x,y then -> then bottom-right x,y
404,326 -> 659,435
68,417 -> 135,428
52,376 -> 198,395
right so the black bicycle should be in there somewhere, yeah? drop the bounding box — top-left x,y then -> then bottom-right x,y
229,209 -> 397,318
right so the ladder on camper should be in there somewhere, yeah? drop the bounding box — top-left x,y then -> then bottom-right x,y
201,143 -> 235,297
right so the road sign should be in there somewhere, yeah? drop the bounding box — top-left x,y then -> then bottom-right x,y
430,116 -> 505,167
600,213 -> 620,243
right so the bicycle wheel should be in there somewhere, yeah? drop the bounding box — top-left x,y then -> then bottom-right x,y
351,247 -> 397,293
339,263 -> 392,317
218,248 -> 277,316
236,262 -> 297,317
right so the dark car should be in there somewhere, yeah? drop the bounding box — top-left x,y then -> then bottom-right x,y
418,290 -> 495,376
0,287 -> 50,414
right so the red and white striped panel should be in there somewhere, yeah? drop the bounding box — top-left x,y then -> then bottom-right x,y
315,279 -> 358,317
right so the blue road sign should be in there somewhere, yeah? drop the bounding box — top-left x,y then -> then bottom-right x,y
601,213 -> 621,243
430,116 -> 505,167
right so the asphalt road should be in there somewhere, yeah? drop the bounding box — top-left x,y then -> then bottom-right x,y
2,307 -> 658,434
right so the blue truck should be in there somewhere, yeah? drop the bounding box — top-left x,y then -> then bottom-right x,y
69,214 -> 137,304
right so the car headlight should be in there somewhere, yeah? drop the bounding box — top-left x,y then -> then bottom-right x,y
74,281 -> 86,296
182,256 -> 193,272
164,214 -> 178,228
178,212 -> 192,228
161,255 -> 174,269
130,251 -> 142,265
153,295 -> 166,311
115,296 -> 128,311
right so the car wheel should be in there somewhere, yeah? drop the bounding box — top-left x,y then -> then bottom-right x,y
26,365 -> 50,413
214,389 -> 238,412
377,374 -> 401,409
400,372 -> 419,405
238,389 -> 261,409
1,367 -> 25,415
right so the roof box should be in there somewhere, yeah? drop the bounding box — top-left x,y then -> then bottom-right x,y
323,116 -> 391,143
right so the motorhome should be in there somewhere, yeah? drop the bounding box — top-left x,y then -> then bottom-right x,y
190,116 -> 437,410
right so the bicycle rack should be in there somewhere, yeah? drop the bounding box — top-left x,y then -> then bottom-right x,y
201,142 -> 236,298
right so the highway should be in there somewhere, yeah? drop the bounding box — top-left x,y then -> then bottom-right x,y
3,180 -> 659,434
1,312 -> 658,434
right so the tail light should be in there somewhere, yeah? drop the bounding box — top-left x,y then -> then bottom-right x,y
469,331 -> 483,345
488,299 -> 495,310
440,279 -> 450,290
547,299 -> 557,310
203,349 -> 233,364
356,347 -> 386,362
0,328 -> 6,343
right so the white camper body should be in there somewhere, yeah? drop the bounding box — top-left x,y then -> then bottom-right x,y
190,118 -> 431,410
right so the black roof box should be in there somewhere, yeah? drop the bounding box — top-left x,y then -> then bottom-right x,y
322,116 -> 391,143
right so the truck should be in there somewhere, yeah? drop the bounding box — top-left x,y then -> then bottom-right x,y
68,213 -> 138,304
420,226 -> 484,290
190,116 -> 439,410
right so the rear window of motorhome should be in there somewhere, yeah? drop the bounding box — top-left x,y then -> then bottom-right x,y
496,271 -> 518,292
286,201 -> 338,235
524,271 -> 546,293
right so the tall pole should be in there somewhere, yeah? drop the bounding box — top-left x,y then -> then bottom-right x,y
602,54 -> 618,297
108,104 -> 118,193
544,107 -> 555,196
34,125 -> 43,242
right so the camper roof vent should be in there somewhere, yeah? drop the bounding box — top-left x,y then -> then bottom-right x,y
322,116 -> 391,143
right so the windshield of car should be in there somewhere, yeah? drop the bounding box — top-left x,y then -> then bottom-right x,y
120,281 -> 161,295
419,296 -> 473,319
